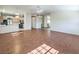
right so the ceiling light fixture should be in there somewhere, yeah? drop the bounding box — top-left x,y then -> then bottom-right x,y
37,9 -> 43,13
36,6 -> 43,14
2,9 -> 5,12
15,13 -> 19,15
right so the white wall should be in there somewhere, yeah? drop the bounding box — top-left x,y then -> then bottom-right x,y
24,12 -> 31,30
50,11 -> 79,35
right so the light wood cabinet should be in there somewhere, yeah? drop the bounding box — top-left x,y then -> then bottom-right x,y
0,16 -> 3,22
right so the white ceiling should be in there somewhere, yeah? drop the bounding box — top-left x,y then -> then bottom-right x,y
0,5 -> 79,15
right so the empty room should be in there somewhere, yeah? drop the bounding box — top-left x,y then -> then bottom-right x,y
0,5 -> 79,54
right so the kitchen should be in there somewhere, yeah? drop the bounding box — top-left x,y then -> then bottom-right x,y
0,12 -> 24,34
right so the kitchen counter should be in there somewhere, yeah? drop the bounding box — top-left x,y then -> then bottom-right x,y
0,23 -> 20,34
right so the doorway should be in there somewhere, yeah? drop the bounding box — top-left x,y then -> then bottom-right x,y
41,15 -> 51,30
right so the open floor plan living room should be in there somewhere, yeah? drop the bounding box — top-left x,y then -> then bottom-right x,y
0,5 -> 79,54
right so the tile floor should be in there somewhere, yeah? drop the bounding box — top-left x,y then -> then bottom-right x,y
28,44 -> 59,54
